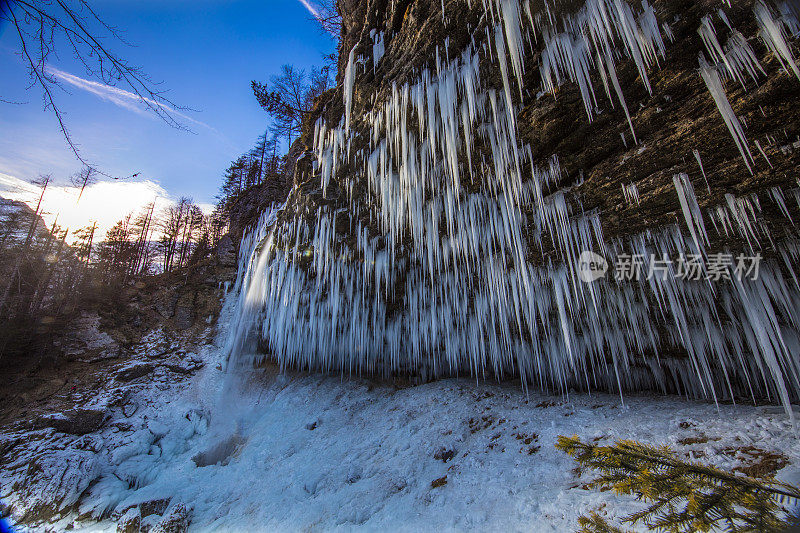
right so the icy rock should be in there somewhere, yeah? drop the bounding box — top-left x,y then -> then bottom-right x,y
111,429 -> 154,465
122,402 -> 139,418
117,507 -> 141,533
346,465 -> 363,484
37,409 -> 106,435
147,420 -> 170,439
165,360 -> 204,375
64,312 -> 118,359
192,434 -> 243,467
139,498 -> 170,517
123,499 -> 171,519
74,435 -> 105,453
11,449 -> 101,522
151,503 -> 189,533
434,447 -> 456,463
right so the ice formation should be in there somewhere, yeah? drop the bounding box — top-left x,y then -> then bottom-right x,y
226,0 -> 800,416
622,183 -> 640,206
536,0 -> 667,142
755,0 -> 800,81
724,30 -> 765,87
699,52 -> 755,174
343,45 -> 357,133
693,149 -> 711,193
673,173 -> 708,254
371,30 -> 385,70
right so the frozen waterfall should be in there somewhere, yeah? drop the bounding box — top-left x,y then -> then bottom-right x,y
225,0 -> 800,418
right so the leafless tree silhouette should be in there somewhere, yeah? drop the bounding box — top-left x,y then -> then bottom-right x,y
313,0 -> 341,40
1,0 -> 188,173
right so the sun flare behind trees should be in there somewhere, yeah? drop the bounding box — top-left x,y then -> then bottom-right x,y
0,174 -> 222,361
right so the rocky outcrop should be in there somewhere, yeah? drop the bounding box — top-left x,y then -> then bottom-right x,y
116,507 -> 141,533
232,0 -> 800,404
216,235 -> 237,267
150,503 -> 190,533
36,409 -> 107,436
226,141 -> 299,242
0,323 -> 212,527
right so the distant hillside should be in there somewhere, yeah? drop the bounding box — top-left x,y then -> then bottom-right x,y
0,195 -> 51,246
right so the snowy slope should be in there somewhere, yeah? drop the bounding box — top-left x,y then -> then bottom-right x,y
2,298 -> 799,532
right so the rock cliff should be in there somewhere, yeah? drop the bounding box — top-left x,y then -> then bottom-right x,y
232,0 -> 800,408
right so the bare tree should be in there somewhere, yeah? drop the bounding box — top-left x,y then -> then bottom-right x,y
24,174 -> 50,249
70,166 -> 97,201
313,0 -> 341,40
130,202 -> 156,276
1,0 -> 187,171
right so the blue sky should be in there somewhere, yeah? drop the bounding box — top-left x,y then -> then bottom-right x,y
0,0 -> 336,207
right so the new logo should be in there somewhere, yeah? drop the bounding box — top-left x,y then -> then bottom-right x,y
577,251 -> 608,283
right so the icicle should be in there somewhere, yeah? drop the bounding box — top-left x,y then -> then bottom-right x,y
344,46 -> 357,133
698,16 -> 734,79
498,0 -> 526,96
755,139 -> 773,168
673,173 -> 708,253
372,30 -> 385,70
623,183 -> 640,205
779,1 -> 800,36
693,149 -> 711,193
718,8 -> 732,30
724,31 -> 766,88
222,2 -> 800,422
755,0 -> 800,81
698,53 -> 754,174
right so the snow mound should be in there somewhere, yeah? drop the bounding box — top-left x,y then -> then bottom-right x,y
2,313 -> 798,531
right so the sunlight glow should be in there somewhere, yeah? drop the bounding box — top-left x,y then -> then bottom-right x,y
0,172 -> 211,243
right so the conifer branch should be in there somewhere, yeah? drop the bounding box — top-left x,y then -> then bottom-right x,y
557,436 -> 800,533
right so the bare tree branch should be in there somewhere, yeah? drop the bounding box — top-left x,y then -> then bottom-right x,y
312,0 -> 341,41
3,0 -> 189,175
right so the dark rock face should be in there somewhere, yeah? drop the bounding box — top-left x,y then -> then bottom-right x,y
145,263 -> 232,332
140,498 -> 172,518
116,363 -> 156,383
173,294 -> 195,331
215,235 -> 237,267
235,0 -> 800,403
37,409 -> 106,435
116,507 -> 141,533
151,503 -> 190,533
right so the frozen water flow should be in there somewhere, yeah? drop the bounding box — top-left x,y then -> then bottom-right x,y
623,183 -> 640,205
755,0 -> 800,81
222,0 -> 800,414
699,53 -> 754,174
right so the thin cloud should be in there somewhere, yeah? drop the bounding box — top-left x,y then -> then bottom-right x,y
47,66 -> 216,133
296,0 -> 338,38
297,0 -> 321,19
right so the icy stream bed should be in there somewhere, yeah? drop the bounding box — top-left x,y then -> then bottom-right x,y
2,301 -> 799,532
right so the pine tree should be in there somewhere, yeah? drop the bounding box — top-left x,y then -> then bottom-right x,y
251,64 -> 332,143
556,436 -> 800,533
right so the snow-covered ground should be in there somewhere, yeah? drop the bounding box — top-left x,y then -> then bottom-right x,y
2,299 -> 799,532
